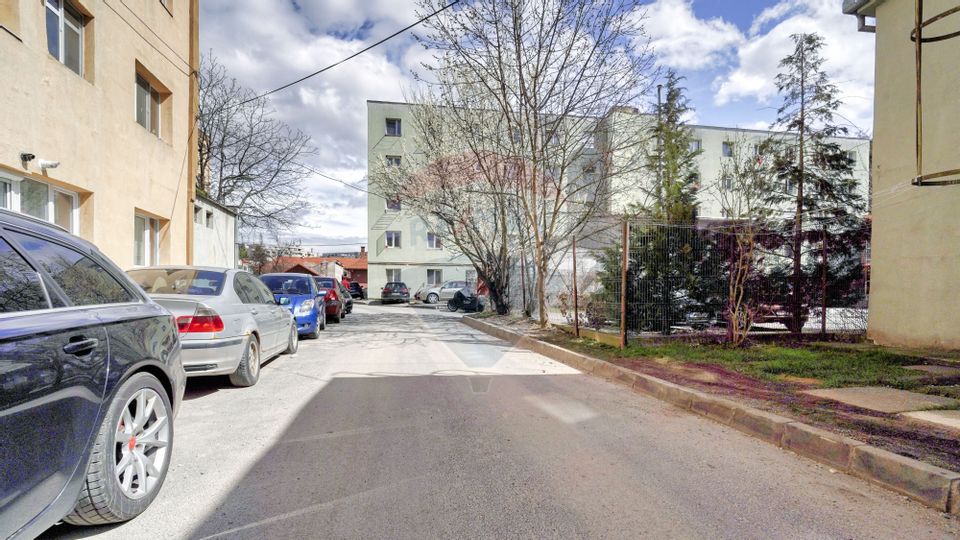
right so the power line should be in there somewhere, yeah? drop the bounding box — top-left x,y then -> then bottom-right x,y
238,0 -> 460,106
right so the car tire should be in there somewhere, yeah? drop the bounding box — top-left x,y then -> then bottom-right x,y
427,293 -> 439,304
229,336 -> 261,387
64,372 -> 173,526
447,300 -> 458,312
285,323 -> 299,353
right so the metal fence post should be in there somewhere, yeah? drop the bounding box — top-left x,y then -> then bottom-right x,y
821,228 -> 828,337
572,236 -> 580,338
620,220 -> 629,349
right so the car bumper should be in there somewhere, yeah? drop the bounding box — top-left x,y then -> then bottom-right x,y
295,313 -> 319,335
180,335 -> 246,376
381,294 -> 409,302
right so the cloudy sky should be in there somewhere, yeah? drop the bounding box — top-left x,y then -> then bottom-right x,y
199,0 -> 875,252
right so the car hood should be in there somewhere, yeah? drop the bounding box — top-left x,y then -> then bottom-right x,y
273,293 -> 315,311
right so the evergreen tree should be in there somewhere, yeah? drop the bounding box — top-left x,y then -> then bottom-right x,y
764,33 -> 868,333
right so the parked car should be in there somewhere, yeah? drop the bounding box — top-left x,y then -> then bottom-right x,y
756,303 -> 809,333
348,281 -> 366,299
423,280 -> 468,304
381,281 -> 410,304
260,273 -> 327,338
313,276 -> 349,322
0,209 -> 185,538
127,267 -> 298,387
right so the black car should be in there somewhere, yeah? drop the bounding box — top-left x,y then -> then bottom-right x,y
381,281 -> 410,304
348,281 -> 365,299
0,209 -> 185,538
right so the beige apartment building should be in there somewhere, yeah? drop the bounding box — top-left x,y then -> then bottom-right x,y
844,0 -> 960,349
0,0 -> 199,268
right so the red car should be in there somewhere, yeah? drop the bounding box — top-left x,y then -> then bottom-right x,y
313,277 -> 348,323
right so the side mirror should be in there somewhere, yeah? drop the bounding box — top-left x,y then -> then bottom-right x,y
278,297 -> 290,306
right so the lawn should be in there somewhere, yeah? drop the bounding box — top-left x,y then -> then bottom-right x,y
557,337 -> 924,388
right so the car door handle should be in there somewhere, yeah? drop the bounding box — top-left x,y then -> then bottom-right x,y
251,309 -> 259,315
63,337 -> 100,356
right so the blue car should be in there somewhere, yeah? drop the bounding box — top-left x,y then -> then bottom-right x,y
0,209 -> 185,538
260,273 -> 326,338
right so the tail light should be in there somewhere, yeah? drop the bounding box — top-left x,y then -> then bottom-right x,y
400,287 -> 408,294
383,287 -> 392,294
326,288 -> 338,301
177,306 -> 224,333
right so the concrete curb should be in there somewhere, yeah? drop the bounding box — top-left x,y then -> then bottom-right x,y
461,316 -> 960,515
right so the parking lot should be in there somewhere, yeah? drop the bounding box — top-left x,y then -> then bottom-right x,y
41,303 -> 957,539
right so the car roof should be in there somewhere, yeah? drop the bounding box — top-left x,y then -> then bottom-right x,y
261,272 -> 314,277
128,265 -> 232,273
0,208 -> 98,254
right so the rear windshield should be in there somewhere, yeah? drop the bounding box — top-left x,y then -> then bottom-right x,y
262,275 -> 313,295
385,282 -> 407,288
128,268 -> 226,295
314,277 -> 336,289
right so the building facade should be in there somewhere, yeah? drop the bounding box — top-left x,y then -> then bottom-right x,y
367,101 -> 871,301
844,0 -> 959,349
0,0 -> 199,269
192,194 -> 237,268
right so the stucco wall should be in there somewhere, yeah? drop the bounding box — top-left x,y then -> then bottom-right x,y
0,0 -> 194,269
866,0 -> 960,349
192,198 -> 236,268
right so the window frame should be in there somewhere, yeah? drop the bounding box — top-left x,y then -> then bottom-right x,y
385,155 -> 401,167
688,139 -> 702,153
46,0 -> 84,76
133,213 -> 160,267
386,199 -> 401,212
386,268 -> 402,283
385,230 -> 401,248
0,237 -> 54,314
0,172 -> 79,233
426,269 -> 442,287
721,141 -> 734,158
427,232 -> 441,250
135,73 -> 162,136
385,118 -> 402,137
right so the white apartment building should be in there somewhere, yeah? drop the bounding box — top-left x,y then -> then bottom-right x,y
366,101 -> 871,300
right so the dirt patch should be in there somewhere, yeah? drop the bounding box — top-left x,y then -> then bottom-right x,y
477,316 -> 960,472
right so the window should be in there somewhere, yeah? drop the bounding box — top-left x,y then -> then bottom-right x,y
46,0 -> 84,76
688,139 -> 702,153
846,150 -> 857,165
722,141 -> 734,157
128,268 -> 225,295
0,239 -> 49,313
785,178 -> 796,194
234,273 -> 264,304
134,214 -> 160,266
385,231 -> 401,248
721,176 -> 732,190
205,211 -> 214,228
136,74 -> 161,136
385,118 -> 401,136
386,155 -> 401,167
427,269 -> 442,286
386,199 -> 401,211
9,178 -> 78,233
10,231 -> 135,306
194,206 -> 203,224
386,268 -> 401,283
427,232 -> 441,249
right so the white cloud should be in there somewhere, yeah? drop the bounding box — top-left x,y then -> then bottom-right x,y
640,0 -> 744,70
713,0 -> 875,133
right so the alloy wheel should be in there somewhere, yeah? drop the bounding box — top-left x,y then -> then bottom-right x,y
114,388 -> 170,500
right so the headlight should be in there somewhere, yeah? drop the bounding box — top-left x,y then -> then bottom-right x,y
295,299 -> 315,315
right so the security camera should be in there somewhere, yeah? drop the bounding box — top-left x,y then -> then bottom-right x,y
19,153 -> 35,162
38,160 -> 60,170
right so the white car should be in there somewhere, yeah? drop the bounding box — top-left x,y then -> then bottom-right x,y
423,280 -> 469,304
127,266 -> 298,387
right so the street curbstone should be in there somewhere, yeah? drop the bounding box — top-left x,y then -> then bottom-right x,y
593,361 -> 620,380
654,380 -> 698,410
690,394 -> 745,424
849,445 -> 960,513
632,374 -> 664,397
728,408 -> 793,447
951,478 -> 960,515
612,366 -> 640,387
782,422 -> 863,471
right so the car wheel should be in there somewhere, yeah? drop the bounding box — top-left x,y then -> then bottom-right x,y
447,300 -> 459,312
64,372 -> 172,525
229,336 -> 261,387
285,323 -> 299,353
427,293 -> 439,304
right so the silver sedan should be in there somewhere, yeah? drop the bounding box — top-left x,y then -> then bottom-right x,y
127,266 -> 298,387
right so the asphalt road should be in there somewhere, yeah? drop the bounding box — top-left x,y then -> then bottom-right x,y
43,303 -> 958,539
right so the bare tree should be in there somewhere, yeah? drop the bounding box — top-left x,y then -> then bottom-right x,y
197,55 -> 316,234
714,136 -> 776,346
413,0 -> 657,326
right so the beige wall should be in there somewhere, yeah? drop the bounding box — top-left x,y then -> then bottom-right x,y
0,0 -> 197,269
863,0 -> 960,349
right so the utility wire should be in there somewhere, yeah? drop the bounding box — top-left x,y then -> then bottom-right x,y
237,0 -> 460,106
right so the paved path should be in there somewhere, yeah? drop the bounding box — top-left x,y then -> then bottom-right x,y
44,304 -> 958,539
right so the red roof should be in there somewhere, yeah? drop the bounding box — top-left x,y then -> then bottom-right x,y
265,254 -> 367,273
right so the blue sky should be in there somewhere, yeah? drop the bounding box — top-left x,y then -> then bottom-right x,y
200,0 -> 876,249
